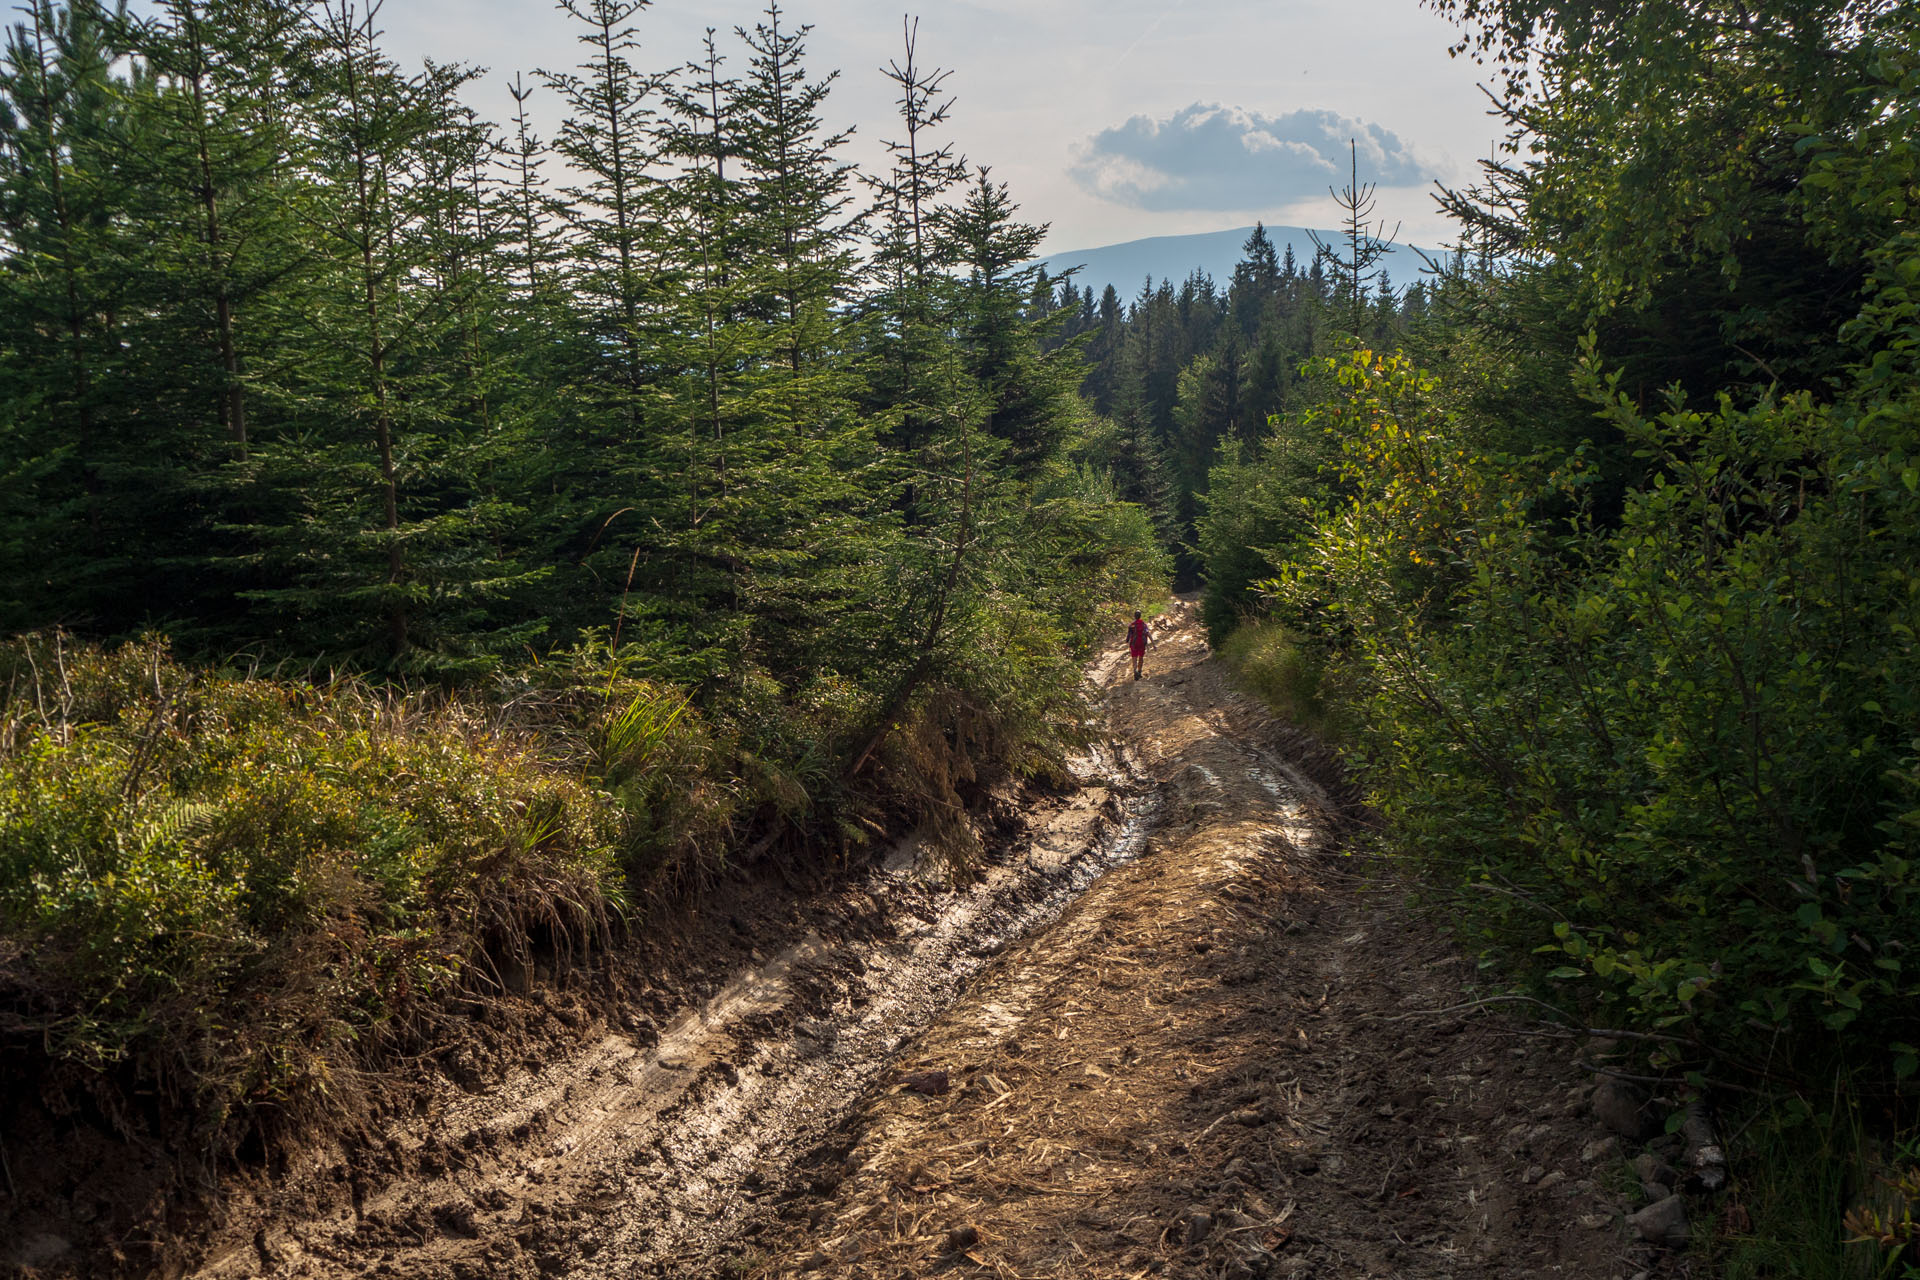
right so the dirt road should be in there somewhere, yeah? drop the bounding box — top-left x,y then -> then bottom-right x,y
741,603 -> 1652,1280
157,600 -> 1656,1279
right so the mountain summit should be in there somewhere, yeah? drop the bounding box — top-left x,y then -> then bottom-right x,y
1039,224 -> 1433,301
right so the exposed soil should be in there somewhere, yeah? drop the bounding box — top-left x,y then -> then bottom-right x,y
4,600 -> 1682,1279
742,604 -> 1671,1279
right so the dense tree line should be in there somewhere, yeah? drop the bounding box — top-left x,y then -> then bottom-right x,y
0,0 -> 1167,1150
0,0 -> 1163,766
1044,224 -> 1427,588
1204,0 -> 1920,1263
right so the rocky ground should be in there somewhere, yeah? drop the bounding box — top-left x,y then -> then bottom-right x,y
4,600 -> 1712,1279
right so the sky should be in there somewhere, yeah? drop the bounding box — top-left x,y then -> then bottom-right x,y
369,0 -> 1501,254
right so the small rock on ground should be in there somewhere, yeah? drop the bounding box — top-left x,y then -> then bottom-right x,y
1627,1194 -> 1689,1247
1592,1078 -> 1658,1140
1632,1152 -> 1677,1187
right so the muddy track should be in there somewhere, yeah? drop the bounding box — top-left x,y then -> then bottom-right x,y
740,604 -> 1668,1279
154,600 -> 1668,1280
172,638 -> 1165,1280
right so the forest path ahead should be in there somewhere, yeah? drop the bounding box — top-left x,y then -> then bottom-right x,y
743,602 -> 1647,1280
183,602 -> 1649,1280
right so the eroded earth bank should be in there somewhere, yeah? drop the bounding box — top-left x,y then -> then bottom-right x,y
13,601 -> 1680,1280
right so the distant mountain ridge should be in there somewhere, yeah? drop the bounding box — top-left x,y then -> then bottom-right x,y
1038,225 -> 1434,302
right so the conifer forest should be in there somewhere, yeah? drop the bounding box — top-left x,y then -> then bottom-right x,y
3,0 -> 1920,1275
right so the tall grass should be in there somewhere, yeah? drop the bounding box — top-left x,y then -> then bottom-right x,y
1709,1095 -> 1920,1280
1216,618 -> 1336,737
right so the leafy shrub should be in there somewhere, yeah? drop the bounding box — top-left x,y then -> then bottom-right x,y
1202,6 -> 1920,1267
0,634 -> 627,1139
1263,328 -> 1920,1087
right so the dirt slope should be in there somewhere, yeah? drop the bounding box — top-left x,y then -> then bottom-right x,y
5,600 -> 1673,1280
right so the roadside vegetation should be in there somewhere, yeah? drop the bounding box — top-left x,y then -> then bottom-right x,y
10,0 -> 1917,1266
1185,0 -> 1920,1268
2,634 -> 628,1143
0,0 -> 1166,1157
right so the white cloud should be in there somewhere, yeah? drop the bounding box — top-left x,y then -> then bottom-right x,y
1070,103 -> 1435,213
123,0 -> 1491,250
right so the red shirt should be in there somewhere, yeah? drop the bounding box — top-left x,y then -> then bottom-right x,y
1127,619 -> 1149,655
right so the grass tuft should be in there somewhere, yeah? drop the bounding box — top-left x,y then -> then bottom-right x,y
1708,1098 -> 1920,1280
1216,618 -> 1335,737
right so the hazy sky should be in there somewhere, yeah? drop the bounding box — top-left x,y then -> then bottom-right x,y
370,0 -> 1499,253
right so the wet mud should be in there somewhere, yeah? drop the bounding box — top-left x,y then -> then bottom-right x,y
168,660 -> 1169,1279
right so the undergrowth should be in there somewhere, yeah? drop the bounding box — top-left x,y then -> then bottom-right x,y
0,577 -> 1158,1154
0,633 -> 637,1146
1214,618 -> 1336,739
1710,1096 -> 1920,1280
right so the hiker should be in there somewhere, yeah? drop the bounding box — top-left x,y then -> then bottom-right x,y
1127,610 -> 1152,681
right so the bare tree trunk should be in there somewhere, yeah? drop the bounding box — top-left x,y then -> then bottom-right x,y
177,0 -> 247,454
335,2 -> 406,657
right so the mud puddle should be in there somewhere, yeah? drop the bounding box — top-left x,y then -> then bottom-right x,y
188,725 -> 1167,1278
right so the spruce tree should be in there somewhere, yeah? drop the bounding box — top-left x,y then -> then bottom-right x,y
1229,221 -> 1280,337
647,24 -> 754,660
730,3 -> 858,379
862,14 -> 966,444
1308,139 -> 1401,336
1106,357 -> 1176,545
534,0 -> 672,654
111,0 -> 316,646
127,0 -> 304,457
719,7 -> 873,679
944,167 -> 1077,475
0,0 -> 127,629
502,73 -> 558,295
844,16 -> 977,776
542,0 -> 658,386
243,0 -> 539,670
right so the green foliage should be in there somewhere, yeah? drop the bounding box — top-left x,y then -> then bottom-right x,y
1197,18 -> 1920,1270
1263,336 -> 1920,1073
1710,1100 -> 1908,1280
1215,618 -> 1332,738
0,0 -> 1173,1152
1196,362 -> 1341,645
1052,223 -> 1410,585
1842,1136 -> 1920,1280
0,634 -> 625,1135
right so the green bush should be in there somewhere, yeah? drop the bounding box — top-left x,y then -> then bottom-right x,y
0,483 -> 1170,1142
0,634 -> 628,1136
1265,332 -> 1920,1084
1197,406 -> 1340,648
1203,4 -> 1920,1266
